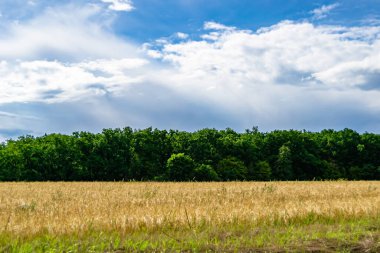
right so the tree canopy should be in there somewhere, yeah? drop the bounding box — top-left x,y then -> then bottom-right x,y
0,127 -> 379,181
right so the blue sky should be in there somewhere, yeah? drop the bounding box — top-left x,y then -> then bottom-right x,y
1,0 -> 380,141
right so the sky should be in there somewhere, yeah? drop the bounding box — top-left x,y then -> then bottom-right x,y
1,0 -> 380,141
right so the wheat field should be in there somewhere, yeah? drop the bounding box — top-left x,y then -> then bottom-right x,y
1,181 -> 379,252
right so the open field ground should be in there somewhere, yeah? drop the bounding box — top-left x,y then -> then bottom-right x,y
0,181 -> 379,252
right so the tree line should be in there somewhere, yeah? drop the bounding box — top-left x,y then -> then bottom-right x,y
0,127 -> 379,181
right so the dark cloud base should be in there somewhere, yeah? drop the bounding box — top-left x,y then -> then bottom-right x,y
1,84 -> 380,141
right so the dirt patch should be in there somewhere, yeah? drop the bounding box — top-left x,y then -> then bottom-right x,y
302,235 -> 380,253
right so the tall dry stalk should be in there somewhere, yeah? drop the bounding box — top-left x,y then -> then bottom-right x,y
0,181 -> 379,236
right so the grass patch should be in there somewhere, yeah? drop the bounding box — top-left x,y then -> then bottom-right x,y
1,217 -> 379,252
0,181 -> 379,252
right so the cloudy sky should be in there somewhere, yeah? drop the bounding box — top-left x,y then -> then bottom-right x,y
1,0 -> 380,141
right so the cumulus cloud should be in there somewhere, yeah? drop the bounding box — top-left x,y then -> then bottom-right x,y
310,3 -> 340,20
176,32 -> 189,39
101,0 -> 134,11
143,21 -> 380,131
204,21 -> 236,31
0,4 -> 138,61
2,17 -> 380,138
0,58 -> 149,104
152,21 -> 380,90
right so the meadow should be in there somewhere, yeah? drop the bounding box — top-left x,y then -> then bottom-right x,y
0,181 -> 379,252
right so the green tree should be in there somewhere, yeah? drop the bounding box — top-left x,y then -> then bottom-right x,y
194,164 -> 220,181
275,144 -> 293,180
187,129 -> 221,167
348,164 -> 377,180
0,127 -> 380,182
252,161 -> 272,181
132,128 -> 171,180
166,153 -> 195,181
322,160 -> 343,179
216,157 -> 247,181
0,141 -> 25,181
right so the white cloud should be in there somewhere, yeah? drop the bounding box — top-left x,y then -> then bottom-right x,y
101,0 -> 134,11
27,1 -> 37,6
0,4 -> 138,61
204,21 -> 236,31
0,58 -> 149,104
142,21 -> 380,130
176,32 -> 189,39
2,19 -> 380,137
310,3 -> 340,20
152,21 -> 380,89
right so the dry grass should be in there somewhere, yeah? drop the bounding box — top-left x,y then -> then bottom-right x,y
1,181 -> 379,237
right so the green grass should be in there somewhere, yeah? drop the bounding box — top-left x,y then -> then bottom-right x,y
1,217 -> 379,252
1,181 -> 379,252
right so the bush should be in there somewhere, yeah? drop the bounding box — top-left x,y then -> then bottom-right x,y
216,157 -> 247,181
348,164 -> 377,180
166,153 -> 195,181
322,161 -> 343,180
252,161 -> 272,181
194,164 -> 220,181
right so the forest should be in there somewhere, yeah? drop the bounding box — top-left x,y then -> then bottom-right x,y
0,127 -> 379,181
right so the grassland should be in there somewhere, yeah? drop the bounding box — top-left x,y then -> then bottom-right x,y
0,181 -> 379,252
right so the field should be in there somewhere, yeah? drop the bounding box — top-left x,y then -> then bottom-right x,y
0,181 -> 379,252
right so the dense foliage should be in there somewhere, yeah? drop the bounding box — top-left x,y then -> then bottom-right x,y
0,127 -> 379,181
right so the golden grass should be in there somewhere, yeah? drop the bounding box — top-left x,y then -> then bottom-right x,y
1,181 -> 379,237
